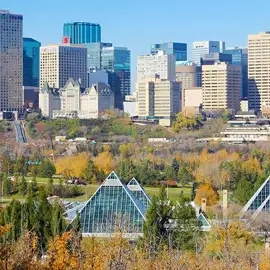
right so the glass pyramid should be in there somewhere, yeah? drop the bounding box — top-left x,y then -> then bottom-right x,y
241,175 -> 270,219
198,213 -> 211,231
127,177 -> 151,209
76,172 -> 147,237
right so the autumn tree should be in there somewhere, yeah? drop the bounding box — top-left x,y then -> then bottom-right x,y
194,183 -> 219,207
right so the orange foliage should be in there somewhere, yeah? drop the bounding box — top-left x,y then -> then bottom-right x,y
93,148 -> 115,174
195,183 -> 219,206
0,224 -> 11,237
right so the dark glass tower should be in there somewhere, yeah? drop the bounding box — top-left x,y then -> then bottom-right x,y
63,22 -> 101,44
23,38 -> 41,87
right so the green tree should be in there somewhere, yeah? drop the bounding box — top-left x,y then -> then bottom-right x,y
173,113 -> 203,132
83,160 -> 97,183
51,203 -> 66,237
178,166 -> 194,186
47,178 -> 54,196
234,178 -> 254,205
171,158 -> 179,178
14,156 -> 26,175
3,177 -> 11,196
38,159 -> 56,178
19,175 -> 27,196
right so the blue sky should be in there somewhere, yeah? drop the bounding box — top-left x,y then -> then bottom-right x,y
2,0 -> 270,90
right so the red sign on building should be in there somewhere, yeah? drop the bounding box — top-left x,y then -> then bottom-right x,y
62,36 -> 70,44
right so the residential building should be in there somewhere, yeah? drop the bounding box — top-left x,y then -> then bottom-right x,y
23,86 -> 39,109
202,62 -> 241,112
39,78 -> 114,119
224,47 -> 248,98
23,38 -> 41,87
63,22 -> 101,44
137,51 -> 176,81
136,78 -> 181,126
101,47 -> 131,108
182,87 -> 203,116
87,69 -> 108,87
176,63 -> 202,89
150,42 -> 187,62
85,42 -> 112,69
192,41 -> 225,66
240,99 -> 249,112
201,52 -> 232,65
40,44 -> 87,89
0,10 -> 23,112
248,32 -> 270,111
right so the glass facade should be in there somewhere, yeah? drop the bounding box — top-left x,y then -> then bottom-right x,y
224,48 -> 248,98
201,52 -> 232,65
78,172 -> 146,235
151,42 -> 187,62
23,38 -> 41,87
63,22 -> 101,44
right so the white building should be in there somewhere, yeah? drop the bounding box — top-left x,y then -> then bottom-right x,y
136,78 -> 181,126
192,41 -> 225,66
248,32 -> 270,111
182,87 -> 203,115
39,78 -> 114,119
0,10 -> 23,112
202,62 -> 241,113
123,93 -> 137,117
40,44 -> 87,90
137,51 -> 176,81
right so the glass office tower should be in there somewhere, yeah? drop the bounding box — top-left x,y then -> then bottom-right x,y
63,22 -> 101,44
23,38 -> 41,87
224,47 -> 248,98
151,42 -> 187,62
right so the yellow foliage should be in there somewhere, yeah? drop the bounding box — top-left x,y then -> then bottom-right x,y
195,183 -> 219,206
244,157 -> 262,175
55,153 -> 89,179
93,149 -> 115,174
0,224 -> 11,237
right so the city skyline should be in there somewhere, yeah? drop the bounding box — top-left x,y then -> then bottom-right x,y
2,0 -> 270,91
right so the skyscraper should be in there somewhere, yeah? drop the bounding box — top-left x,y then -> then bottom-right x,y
248,32 -> 270,111
201,52 -> 232,65
192,41 -> 225,66
40,44 -> 87,89
151,42 -> 187,62
224,47 -> 248,98
0,10 -> 23,112
137,51 -> 176,81
63,22 -> 101,44
23,38 -> 41,87
101,47 -> 131,108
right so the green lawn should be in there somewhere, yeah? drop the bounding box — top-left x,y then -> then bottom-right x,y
24,176 -> 62,184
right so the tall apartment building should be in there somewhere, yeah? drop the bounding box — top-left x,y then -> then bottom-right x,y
224,47 -> 248,98
151,42 -> 187,62
63,22 -> 101,44
23,38 -> 41,87
176,63 -> 202,89
192,41 -> 225,66
40,44 -> 87,89
137,51 -> 176,81
0,10 -> 23,112
202,62 -> 241,112
248,32 -> 270,111
136,78 -> 181,126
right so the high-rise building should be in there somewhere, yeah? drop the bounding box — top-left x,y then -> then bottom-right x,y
136,78 -> 181,126
87,69 -> 108,87
151,42 -> 187,62
137,51 -> 176,82
40,44 -> 87,89
85,42 -> 112,69
248,32 -> 270,111
192,41 -> 225,66
101,47 -> 131,108
176,63 -> 202,89
63,22 -> 101,44
202,62 -> 241,112
0,10 -> 23,112
224,47 -> 248,98
201,52 -> 232,65
23,38 -> 41,87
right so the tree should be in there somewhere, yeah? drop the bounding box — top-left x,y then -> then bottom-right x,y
3,177 -> 11,196
194,183 -> 219,206
172,113 -> 203,132
233,178 -> 254,205
51,203 -> 66,238
47,178 -> 54,196
14,156 -> 26,175
19,175 -> 28,196
178,166 -> 194,186
83,160 -> 97,183
38,159 -> 56,178
171,158 -> 179,178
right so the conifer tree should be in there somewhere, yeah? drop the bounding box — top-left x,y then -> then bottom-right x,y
19,175 -> 27,196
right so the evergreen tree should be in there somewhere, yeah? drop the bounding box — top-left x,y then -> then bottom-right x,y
234,178 -> 254,204
171,158 -> 179,179
191,181 -> 197,201
19,175 -> 27,196
31,175 -> 38,193
3,177 -> 11,196
38,159 -> 56,178
83,160 -> 96,183
10,200 -> 22,242
178,166 -> 194,186
47,178 -> 54,196
51,203 -> 66,237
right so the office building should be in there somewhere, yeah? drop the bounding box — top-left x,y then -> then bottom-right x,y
85,42 -> 112,69
151,42 -> 187,62
39,78 -> 114,119
0,10 -> 23,112
201,52 -> 232,65
136,78 -> 181,126
87,69 -> 108,87
23,38 -> 41,87
182,87 -> 203,116
101,47 -> 131,108
248,32 -> 270,111
192,41 -> 225,66
202,62 -> 241,112
224,47 -> 248,98
176,63 -> 202,89
123,93 -> 137,117
40,44 -> 87,89
23,86 -> 39,109
137,51 -> 176,82
63,22 -> 101,44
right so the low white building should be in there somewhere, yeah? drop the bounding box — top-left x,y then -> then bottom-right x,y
39,78 -> 114,119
